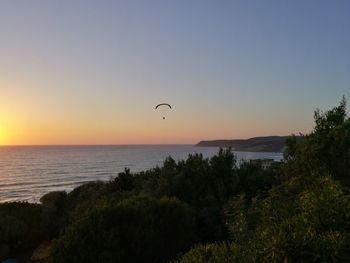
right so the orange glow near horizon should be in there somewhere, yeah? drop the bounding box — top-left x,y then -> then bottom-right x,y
0,115 -> 304,146
0,105 -> 309,146
0,79 -> 311,145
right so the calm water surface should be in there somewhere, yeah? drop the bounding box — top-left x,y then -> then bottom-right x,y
0,145 -> 283,203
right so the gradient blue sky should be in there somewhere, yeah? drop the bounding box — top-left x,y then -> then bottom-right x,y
0,1 -> 349,144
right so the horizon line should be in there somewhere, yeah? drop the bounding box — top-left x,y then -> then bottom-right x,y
0,143 -> 197,147
0,135 -> 295,147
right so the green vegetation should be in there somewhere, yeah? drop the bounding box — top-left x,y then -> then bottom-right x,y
51,195 -> 196,263
0,202 -> 43,259
0,98 -> 349,262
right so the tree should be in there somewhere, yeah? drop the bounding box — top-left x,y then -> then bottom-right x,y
284,97 -> 350,185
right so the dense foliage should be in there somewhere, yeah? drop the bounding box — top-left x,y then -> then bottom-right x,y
0,202 -> 43,259
174,98 -> 350,263
284,97 -> 350,185
51,196 -> 197,263
0,98 -> 349,262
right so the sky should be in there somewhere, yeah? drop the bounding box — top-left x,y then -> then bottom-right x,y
0,1 -> 349,145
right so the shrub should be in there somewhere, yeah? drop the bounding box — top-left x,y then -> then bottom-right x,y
50,195 -> 197,263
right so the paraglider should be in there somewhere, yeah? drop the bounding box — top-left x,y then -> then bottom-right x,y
155,103 -> 172,120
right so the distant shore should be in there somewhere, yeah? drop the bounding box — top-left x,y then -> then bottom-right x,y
196,136 -> 294,153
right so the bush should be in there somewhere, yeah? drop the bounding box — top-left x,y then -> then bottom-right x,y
50,195 -> 197,263
172,242 -> 241,263
0,202 -> 44,258
225,177 -> 350,262
40,191 -> 68,238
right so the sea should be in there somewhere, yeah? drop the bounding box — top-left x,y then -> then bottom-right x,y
0,145 -> 283,203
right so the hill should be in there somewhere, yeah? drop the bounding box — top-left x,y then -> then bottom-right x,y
196,136 -> 291,152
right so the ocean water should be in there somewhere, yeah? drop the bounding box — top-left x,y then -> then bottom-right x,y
0,145 -> 283,203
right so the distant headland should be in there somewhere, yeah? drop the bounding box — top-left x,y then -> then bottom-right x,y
196,136 -> 293,152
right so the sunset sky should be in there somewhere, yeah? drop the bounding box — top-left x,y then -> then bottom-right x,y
0,1 -> 349,145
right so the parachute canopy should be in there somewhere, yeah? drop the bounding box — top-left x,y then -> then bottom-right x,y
155,103 -> 172,109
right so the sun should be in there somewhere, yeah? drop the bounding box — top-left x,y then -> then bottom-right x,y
0,110 -> 18,145
0,127 -> 9,145
0,130 -> 4,145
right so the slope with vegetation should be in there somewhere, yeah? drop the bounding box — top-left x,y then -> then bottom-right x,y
196,136 -> 295,152
0,98 -> 349,262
